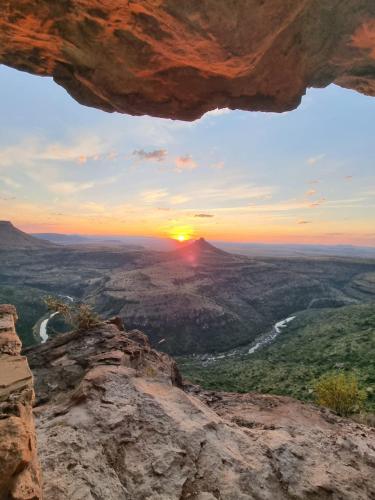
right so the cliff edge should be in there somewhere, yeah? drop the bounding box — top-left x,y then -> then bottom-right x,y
0,304 -> 42,500
25,318 -> 375,499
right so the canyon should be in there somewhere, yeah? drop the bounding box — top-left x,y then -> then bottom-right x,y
1,224 -> 375,355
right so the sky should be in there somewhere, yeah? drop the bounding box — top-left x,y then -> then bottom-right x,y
0,65 -> 374,245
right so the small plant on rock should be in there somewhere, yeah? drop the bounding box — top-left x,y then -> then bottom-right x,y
314,372 -> 366,417
44,296 -> 101,332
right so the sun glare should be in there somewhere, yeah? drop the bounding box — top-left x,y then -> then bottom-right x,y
169,225 -> 194,242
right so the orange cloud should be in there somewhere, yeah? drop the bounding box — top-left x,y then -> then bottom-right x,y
175,155 -> 197,171
306,189 -> 317,196
309,197 -> 326,208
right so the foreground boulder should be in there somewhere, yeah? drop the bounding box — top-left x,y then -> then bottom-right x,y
27,320 -> 375,499
0,1 -> 375,119
0,305 -> 41,500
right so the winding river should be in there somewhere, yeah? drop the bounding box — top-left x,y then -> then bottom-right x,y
195,314 -> 297,365
35,295 -> 74,344
39,312 -> 59,343
248,316 -> 296,354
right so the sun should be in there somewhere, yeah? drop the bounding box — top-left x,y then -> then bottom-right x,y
169,225 -> 194,242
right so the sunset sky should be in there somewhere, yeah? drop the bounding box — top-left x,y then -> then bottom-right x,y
0,65 -> 374,245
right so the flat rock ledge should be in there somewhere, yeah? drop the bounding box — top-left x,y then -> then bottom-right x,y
0,304 -> 42,500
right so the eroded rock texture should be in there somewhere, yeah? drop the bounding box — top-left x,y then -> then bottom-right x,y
1,1 -> 375,119
0,305 -> 41,500
27,320 -> 375,499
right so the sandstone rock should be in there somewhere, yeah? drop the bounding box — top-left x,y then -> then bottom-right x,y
0,305 -> 42,500
0,2 -> 375,119
27,321 -> 375,499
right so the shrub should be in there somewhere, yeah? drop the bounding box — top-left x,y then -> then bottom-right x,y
74,303 -> 101,331
44,296 -> 101,332
314,372 -> 366,416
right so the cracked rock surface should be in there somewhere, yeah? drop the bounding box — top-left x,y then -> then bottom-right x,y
27,320 -> 375,499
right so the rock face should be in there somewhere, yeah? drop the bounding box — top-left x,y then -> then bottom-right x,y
27,319 -> 375,499
1,1 -> 375,119
0,304 -> 42,500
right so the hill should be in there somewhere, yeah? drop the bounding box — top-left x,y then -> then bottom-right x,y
179,302 -> 375,410
89,238 -> 375,355
0,221 -> 55,249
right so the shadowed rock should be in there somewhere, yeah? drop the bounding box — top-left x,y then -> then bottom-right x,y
0,1 -> 375,119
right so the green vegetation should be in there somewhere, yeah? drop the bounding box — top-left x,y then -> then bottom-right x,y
44,296 -> 101,331
178,303 -> 375,410
314,372 -> 366,416
0,285 -> 47,346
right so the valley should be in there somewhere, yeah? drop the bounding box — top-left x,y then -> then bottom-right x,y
179,302 -> 375,410
1,223 -> 375,359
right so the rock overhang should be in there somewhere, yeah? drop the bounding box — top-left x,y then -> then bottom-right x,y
0,1 -> 375,120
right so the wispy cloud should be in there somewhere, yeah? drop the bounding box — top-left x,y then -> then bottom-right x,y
309,197 -> 327,208
307,154 -> 325,166
133,149 -> 167,162
194,213 -> 214,218
298,220 -> 312,225
49,181 -> 95,195
210,161 -> 225,170
169,195 -> 191,205
0,135 -> 108,168
141,189 -> 169,203
0,176 -> 21,189
307,180 -> 320,185
200,184 -> 274,203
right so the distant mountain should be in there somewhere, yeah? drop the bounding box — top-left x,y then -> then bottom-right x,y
32,232 -> 174,250
172,237 -> 230,263
32,233 -> 93,245
216,241 -> 375,259
30,231 -> 375,257
0,221 -> 55,249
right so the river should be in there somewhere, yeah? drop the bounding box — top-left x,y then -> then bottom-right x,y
192,314 -> 297,365
34,295 -> 74,343
39,311 -> 59,343
248,316 -> 296,354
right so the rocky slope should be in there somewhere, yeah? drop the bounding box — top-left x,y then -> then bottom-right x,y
0,221 -> 54,249
25,318 -> 375,499
1,1 -> 375,119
